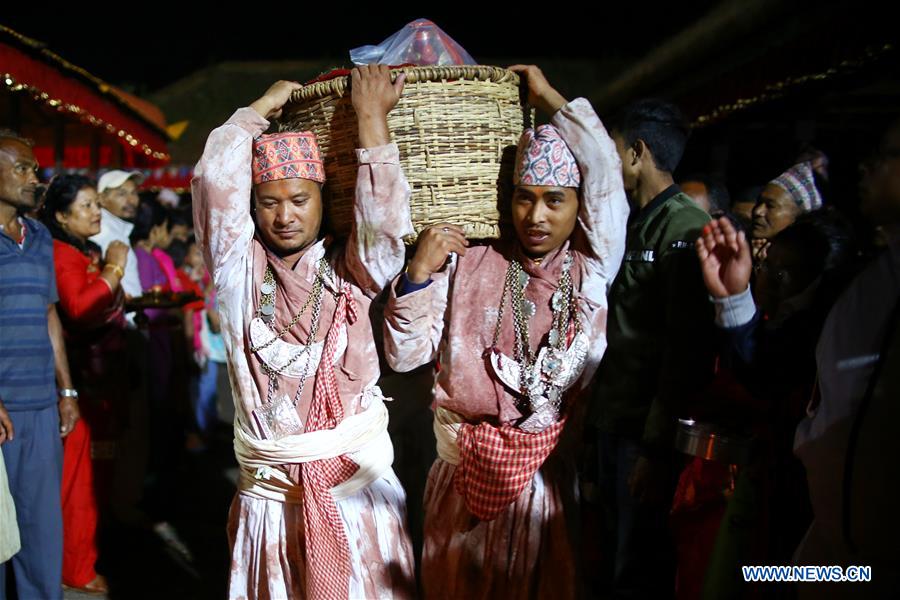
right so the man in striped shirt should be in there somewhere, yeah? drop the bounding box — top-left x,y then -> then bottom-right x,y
0,129 -> 79,600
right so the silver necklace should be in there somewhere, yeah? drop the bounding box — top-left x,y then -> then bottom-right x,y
492,251 -> 582,431
251,257 -> 330,439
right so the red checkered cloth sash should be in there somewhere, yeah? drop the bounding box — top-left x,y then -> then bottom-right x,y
453,416 -> 567,521
300,282 -> 360,599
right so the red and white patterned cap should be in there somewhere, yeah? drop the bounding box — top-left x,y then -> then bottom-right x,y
252,132 -> 325,185
514,125 -> 581,188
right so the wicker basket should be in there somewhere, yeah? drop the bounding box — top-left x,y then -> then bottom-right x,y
278,65 -> 532,242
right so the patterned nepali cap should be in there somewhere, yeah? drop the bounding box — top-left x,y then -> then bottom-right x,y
252,132 -> 325,185
770,161 -> 822,213
513,124 -> 581,188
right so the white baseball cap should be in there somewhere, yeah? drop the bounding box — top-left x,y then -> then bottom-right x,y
98,170 -> 144,193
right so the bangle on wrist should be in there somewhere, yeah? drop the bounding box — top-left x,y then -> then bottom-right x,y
104,263 -> 125,279
58,388 -> 79,399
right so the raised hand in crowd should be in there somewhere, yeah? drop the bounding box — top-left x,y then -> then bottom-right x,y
695,216 -> 753,298
752,238 -> 770,263
508,64 -> 567,115
406,223 -> 468,284
105,240 -> 129,268
100,239 -> 130,291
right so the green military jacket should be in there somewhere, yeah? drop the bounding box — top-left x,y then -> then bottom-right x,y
590,185 -> 716,453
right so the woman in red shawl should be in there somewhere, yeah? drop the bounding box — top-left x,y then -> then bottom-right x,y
40,174 -> 130,595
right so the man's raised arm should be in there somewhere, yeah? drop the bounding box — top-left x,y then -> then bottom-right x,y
191,81 -> 301,284
342,66 -> 414,296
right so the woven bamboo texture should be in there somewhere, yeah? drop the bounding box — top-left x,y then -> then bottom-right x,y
278,65 -> 531,242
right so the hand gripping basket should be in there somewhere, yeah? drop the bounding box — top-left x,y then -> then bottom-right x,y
277,65 -> 532,242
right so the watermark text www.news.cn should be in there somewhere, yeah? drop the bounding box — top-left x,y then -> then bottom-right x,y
742,565 -> 872,583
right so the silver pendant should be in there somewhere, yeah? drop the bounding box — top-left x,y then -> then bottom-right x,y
522,299 -> 536,319
542,348 -> 564,377
549,331 -> 591,389
548,328 -> 560,347
528,385 -> 550,410
252,394 -> 304,440
518,403 -> 559,433
249,317 -> 345,379
260,303 -> 275,317
490,349 -> 522,394
518,270 -> 530,289
524,367 -> 542,392
260,282 -> 275,295
548,387 -> 561,408
551,290 -> 564,311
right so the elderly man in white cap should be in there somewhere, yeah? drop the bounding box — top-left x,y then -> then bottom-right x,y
89,170 -> 152,531
90,170 -> 143,298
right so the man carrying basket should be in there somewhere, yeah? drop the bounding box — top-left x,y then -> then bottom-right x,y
192,65 -> 415,600
383,65 -> 629,598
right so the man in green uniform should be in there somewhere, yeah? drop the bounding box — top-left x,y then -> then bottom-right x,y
589,99 -> 716,598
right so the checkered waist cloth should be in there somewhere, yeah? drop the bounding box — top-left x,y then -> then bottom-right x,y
301,282 -> 358,599
434,406 -> 566,521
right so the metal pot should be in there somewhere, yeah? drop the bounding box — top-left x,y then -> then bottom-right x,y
675,419 -> 757,465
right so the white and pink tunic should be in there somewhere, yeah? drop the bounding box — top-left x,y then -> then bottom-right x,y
383,98 -> 629,599
193,107 -> 415,600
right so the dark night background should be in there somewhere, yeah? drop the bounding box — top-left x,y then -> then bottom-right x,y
4,8 -> 721,93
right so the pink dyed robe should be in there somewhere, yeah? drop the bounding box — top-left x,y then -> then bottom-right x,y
383,98 -> 629,599
192,107 -> 416,599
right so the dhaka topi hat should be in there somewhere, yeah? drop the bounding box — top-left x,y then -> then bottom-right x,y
513,124 -> 581,188
252,132 -> 325,185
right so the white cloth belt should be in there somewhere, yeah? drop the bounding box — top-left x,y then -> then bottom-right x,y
234,387 -> 394,502
433,406 -> 463,466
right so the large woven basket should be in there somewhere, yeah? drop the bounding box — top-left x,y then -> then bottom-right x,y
278,65 -> 532,242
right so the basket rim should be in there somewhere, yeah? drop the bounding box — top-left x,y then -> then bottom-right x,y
289,65 -> 521,103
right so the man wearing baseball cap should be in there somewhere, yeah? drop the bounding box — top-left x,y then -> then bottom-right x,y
89,169 -> 150,532
90,170 -> 143,297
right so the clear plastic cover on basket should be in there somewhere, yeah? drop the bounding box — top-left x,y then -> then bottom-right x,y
350,19 -> 476,66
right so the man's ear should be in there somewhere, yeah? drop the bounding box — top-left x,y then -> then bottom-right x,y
632,139 -> 647,165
